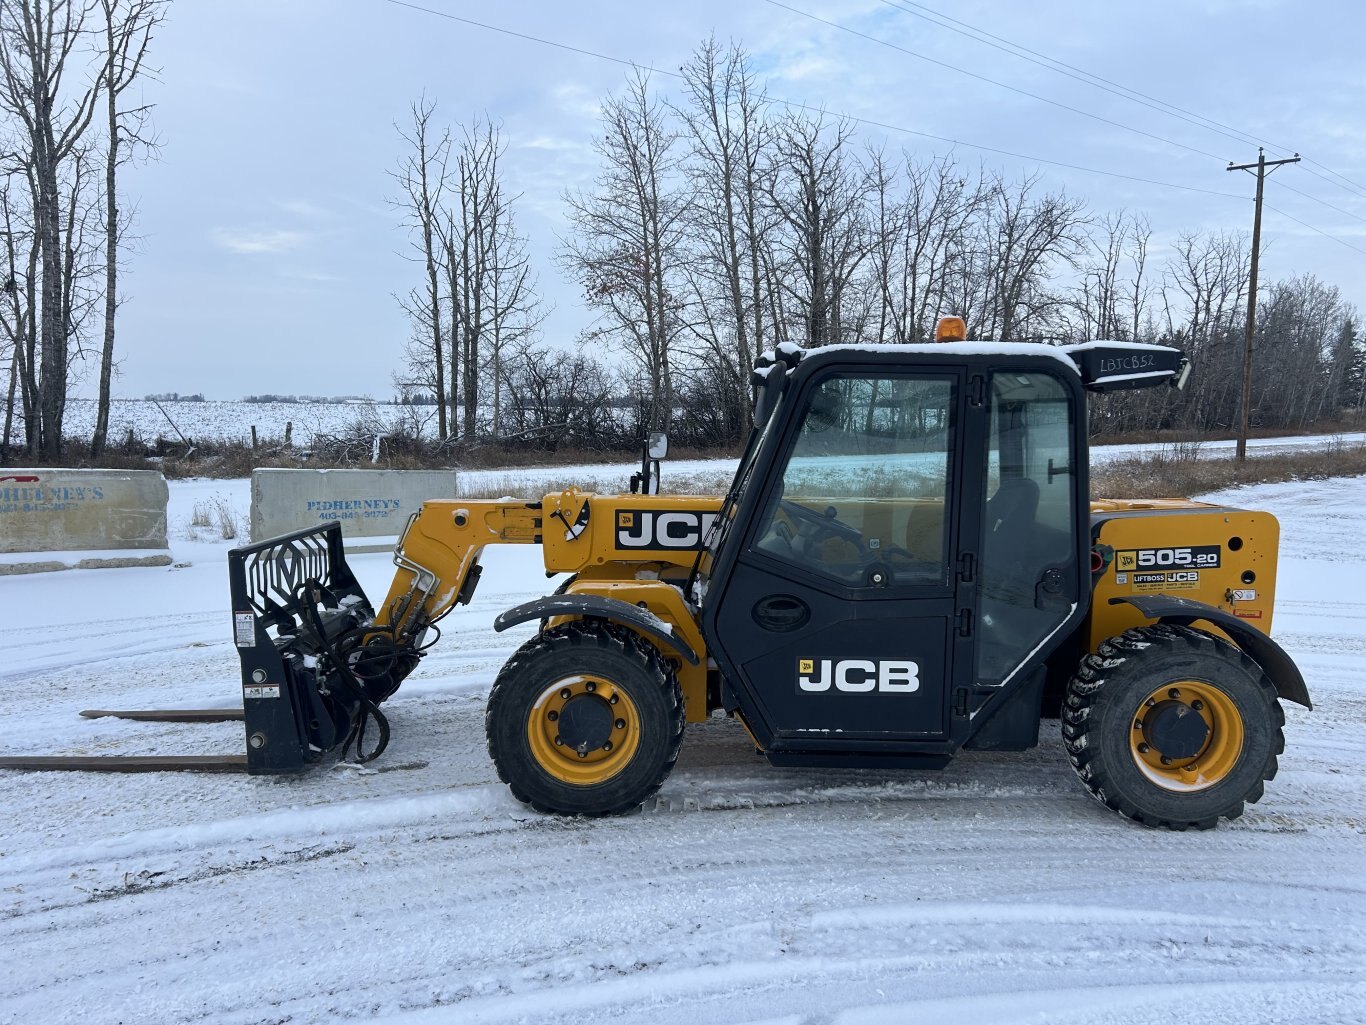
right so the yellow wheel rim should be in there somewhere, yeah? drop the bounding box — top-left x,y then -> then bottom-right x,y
526,675 -> 641,786
1130,681 -> 1244,792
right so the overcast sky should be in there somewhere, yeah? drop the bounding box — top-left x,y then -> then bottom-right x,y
99,0 -> 1366,400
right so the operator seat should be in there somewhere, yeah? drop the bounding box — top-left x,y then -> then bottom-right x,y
986,477 -> 1040,537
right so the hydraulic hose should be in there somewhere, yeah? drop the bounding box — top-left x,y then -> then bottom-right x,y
303,580 -> 391,764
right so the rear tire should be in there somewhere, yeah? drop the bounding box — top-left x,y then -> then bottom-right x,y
1063,624 -> 1284,830
486,619 -> 684,816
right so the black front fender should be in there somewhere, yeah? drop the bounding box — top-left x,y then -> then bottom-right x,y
1109,595 -> 1311,709
494,594 -> 699,666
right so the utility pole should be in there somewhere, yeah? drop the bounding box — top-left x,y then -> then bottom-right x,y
1227,148 -> 1300,461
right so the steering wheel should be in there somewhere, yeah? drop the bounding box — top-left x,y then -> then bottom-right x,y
778,498 -> 864,552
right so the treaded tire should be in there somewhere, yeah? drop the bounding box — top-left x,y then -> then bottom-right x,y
1063,624 -> 1285,830
486,619 -> 684,816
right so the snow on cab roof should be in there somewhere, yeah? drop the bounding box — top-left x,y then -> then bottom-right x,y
814,340 -> 1077,363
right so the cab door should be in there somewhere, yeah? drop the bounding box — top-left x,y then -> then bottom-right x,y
704,366 -> 977,753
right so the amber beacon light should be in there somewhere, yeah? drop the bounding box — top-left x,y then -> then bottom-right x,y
935,316 -> 967,342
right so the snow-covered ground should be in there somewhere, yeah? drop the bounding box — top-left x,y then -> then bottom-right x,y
2,472 -> 1364,1024
54,397 -> 424,446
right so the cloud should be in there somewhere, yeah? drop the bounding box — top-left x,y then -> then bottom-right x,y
518,135 -> 584,152
768,54 -> 834,83
211,228 -> 309,254
550,82 -> 603,120
276,198 -> 332,218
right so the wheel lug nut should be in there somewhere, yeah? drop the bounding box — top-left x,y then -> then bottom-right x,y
554,736 -> 564,746
1168,688 -> 1181,699
615,718 -> 626,730
1160,756 -> 1172,765
609,694 -> 619,704
603,741 -> 613,752
1145,698 -> 1156,707
1137,743 -> 1150,754
585,681 -> 596,692
547,710 -> 559,722
577,750 -> 588,758
1134,720 -> 1143,730
1191,700 -> 1205,711
559,688 -> 571,700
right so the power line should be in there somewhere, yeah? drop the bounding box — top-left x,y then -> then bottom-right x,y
763,0 -> 1230,164
385,0 -> 1362,264
382,0 -> 683,79
1271,179 -> 1366,226
1264,203 -> 1366,257
776,100 -> 1245,200
381,0 -> 1244,201
1300,163 -> 1366,202
874,0 -> 1269,154
877,0 -> 1366,204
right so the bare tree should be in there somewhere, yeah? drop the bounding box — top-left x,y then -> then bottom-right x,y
441,117 -> 543,440
482,200 -> 544,438
1254,274 -> 1347,428
763,110 -> 872,347
0,174 -> 38,455
866,152 -> 988,344
0,0 -> 103,456
562,70 -> 686,431
1071,210 -> 1151,341
971,173 -> 1087,340
1159,230 -> 1250,428
675,38 -> 775,428
498,337 -> 617,452
392,99 -> 450,440
89,0 -> 164,457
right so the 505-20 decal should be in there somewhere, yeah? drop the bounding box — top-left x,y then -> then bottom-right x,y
1115,545 -> 1221,571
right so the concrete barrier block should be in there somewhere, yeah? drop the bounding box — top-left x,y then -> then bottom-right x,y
0,469 -> 171,569
251,469 -> 458,546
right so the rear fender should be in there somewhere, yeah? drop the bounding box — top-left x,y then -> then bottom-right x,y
1108,595 -> 1311,709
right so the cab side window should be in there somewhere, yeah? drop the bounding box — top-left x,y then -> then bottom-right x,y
979,372 -> 1078,683
752,374 -> 957,589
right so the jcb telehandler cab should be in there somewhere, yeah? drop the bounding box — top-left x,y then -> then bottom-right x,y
1,331 -> 1310,830
476,334 -> 1307,828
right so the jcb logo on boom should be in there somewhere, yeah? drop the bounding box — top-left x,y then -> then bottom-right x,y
616,510 -> 718,550
797,658 -> 920,694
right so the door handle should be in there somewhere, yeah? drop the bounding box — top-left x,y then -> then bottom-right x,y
752,594 -> 810,631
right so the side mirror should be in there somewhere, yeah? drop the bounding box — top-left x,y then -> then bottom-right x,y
647,431 -> 669,460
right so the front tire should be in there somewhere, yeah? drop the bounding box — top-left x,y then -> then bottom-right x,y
486,619 -> 684,816
1063,624 -> 1285,830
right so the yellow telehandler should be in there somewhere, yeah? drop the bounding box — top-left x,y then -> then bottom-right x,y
2,323 -> 1310,829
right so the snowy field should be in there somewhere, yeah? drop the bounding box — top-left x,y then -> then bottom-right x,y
41,396 -> 1366,459
54,397 -> 424,446
456,429 -> 1366,497
2,471 -> 1365,1024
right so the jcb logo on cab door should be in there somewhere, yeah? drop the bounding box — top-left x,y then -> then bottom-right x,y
616,510 -> 718,550
797,658 -> 921,694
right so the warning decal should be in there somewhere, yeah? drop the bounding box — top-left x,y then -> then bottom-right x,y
243,684 -> 280,699
234,612 -> 256,648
